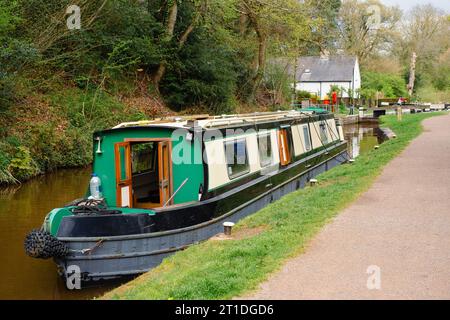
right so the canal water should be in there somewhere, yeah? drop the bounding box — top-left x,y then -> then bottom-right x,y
0,167 -> 122,300
343,122 -> 385,159
0,122 -> 383,300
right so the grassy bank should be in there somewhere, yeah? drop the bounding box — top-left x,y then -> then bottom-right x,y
0,87 -> 170,185
102,112 -> 447,300
0,86 -> 273,185
101,112 -> 448,300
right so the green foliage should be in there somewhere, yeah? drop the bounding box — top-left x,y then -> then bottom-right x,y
303,0 -> 341,53
50,88 -> 135,129
263,63 -> 292,106
431,65 -> 450,91
0,0 -> 20,38
296,90 -> 311,99
29,0 -> 162,82
161,29 -> 238,114
8,146 -> 40,181
4,0 -> 445,186
416,86 -> 450,103
0,142 -> 14,169
361,71 -> 407,98
0,1 -> 39,111
0,84 -> 149,184
0,141 -> 38,184
0,74 -> 16,111
328,84 -> 342,97
339,103 -> 348,115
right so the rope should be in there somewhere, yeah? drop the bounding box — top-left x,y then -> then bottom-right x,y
68,199 -> 122,216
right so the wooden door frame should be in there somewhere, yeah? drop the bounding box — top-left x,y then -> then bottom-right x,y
117,138 -> 173,208
158,140 -> 172,206
114,142 -> 132,207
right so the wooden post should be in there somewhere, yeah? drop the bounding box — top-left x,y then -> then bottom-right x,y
397,107 -> 403,121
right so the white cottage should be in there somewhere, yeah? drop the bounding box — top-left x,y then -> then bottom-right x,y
293,55 -> 361,100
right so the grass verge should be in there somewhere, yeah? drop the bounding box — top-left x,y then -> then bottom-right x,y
102,112 -> 446,300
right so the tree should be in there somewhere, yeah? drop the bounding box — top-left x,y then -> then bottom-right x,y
237,0 -> 312,100
152,0 -> 208,93
337,0 -> 401,64
302,0 -> 342,54
399,5 -> 450,95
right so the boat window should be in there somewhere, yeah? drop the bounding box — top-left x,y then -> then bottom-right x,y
258,133 -> 272,167
303,126 -> 312,151
224,139 -> 250,179
131,142 -> 156,175
319,123 -> 328,145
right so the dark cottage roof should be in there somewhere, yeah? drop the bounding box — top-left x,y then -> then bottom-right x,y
291,56 -> 357,82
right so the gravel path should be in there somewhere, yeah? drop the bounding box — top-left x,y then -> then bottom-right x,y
243,114 -> 450,300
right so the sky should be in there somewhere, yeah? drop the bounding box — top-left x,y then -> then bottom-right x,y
380,0 -> 450,13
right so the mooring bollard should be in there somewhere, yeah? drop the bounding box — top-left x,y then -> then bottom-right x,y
309,179 -> 318,187
359,107 -> 364,118
223,222 -> 235,236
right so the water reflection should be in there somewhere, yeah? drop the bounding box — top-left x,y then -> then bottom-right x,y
0,167 -> 122,300
343,123 -> 385,159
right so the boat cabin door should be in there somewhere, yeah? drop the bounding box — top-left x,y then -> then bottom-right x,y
278,128 -> 291,166
114,140 -> 173,208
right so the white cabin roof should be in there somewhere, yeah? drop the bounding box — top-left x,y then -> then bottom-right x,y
112,110 -> 323,130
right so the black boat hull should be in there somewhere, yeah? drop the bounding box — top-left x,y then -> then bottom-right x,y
55,145 -> 348,283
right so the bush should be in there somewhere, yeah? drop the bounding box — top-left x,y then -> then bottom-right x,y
361,71 -> 407,98
296,90 -> 312,100
432,66 -> 450,91
0,0 -> 20,37
8,146 -> 40,181
27,0 -> 162,81
161,29 -> 238,114
0,35 -> 40,111
0,74 -> 16,111
263,63 -> 292,106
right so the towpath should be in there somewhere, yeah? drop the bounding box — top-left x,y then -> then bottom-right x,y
242,114 -> 450,300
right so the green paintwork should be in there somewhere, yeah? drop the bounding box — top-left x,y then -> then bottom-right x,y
44,207 -> 156,236
92,128 -> 204,207
43,208 -> 73,236
297,108 -> 329,114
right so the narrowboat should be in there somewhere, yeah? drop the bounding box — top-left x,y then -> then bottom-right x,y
25,109 -> 349,285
